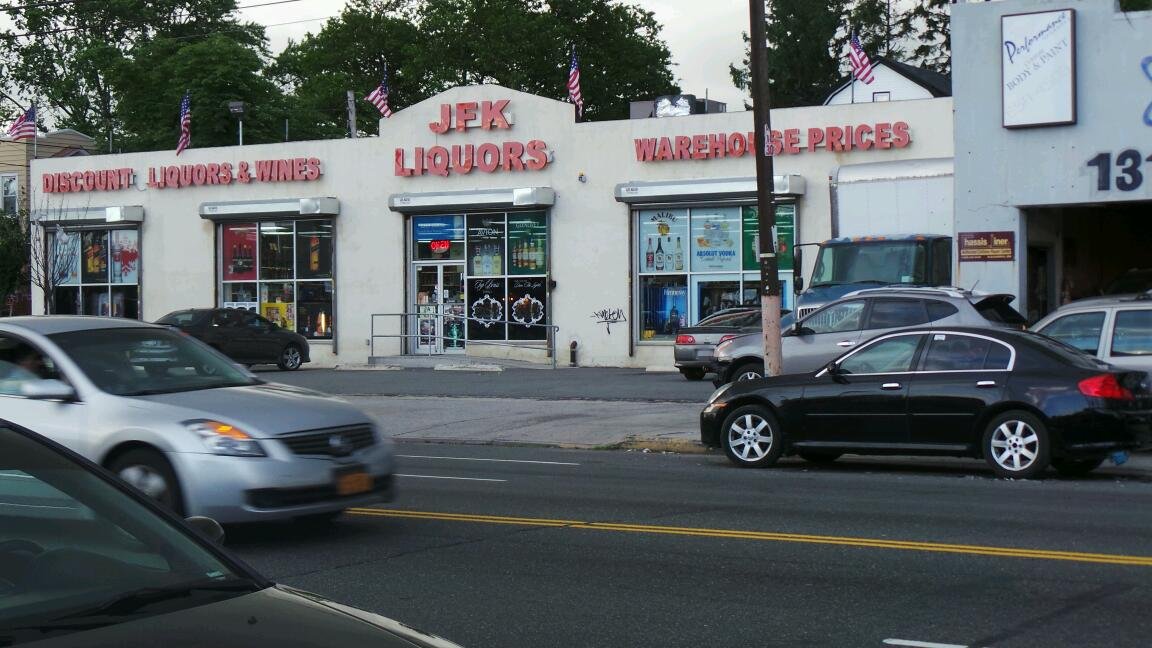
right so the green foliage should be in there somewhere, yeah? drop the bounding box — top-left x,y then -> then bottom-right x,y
893,0 -> 951,74
1120,0 -> 1152,10
274,0 -> 678,129
0,212 -> 27,302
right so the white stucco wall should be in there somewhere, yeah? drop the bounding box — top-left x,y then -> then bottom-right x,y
825,65 -> 938,105
952,0 -> 1152,310
31,87 -> 953,368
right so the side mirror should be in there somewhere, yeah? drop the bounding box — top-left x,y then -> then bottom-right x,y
19,379 -> 76,401
185,516 -> 226,544
824,360 -> 840,375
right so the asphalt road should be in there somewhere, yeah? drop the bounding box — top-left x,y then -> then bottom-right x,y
227,442 -> 1152,648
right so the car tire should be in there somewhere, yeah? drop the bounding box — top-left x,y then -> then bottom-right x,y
1051,457 -> 1105,477
732,360 -> 765,383
798,451 -> 842,464
278,344 -> 303,371
721,405 -> 784,468
108,448 -> 185,515
982,410 -> 1051,479
680,367 -> 706,381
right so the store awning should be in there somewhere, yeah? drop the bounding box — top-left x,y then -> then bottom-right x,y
388,187 -> 556,214
31,205 -> 144,226
198,197 -> 340,221
613,175 -> 805,205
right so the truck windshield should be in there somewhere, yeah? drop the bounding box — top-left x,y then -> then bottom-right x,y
811,241 -> 928,287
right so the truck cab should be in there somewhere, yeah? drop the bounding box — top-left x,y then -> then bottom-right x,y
793,235 -> 952,319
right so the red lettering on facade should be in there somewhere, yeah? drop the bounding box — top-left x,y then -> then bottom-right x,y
707,134 -> 727,158
690,135 -> 707,160
892,121 -> 911,148
455,102 -> 478,132
395,149 -> 413,176
874,122 -> 892,149
854,124 -> 874,150
305,158 -> 322,180
451,145 -> 475,174
481,100 -> 511,129
476,143 -> 500,172
826,126 -> 845,151
784,129 -> 801,155
807,128 -> 825,152
192,164 -> 206,185
427,146 -> 450,176
655,137 -> 674,161
674,136 -> 691,161
634,138 -> 657,161
205,163 -> 220,185
429,104 -> 451,133
524,140 -> 548,170
728,133 -> 747,157
502,141 -> 525,171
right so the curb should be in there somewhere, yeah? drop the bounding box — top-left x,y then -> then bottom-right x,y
433,364 -> 504,372
336,364 -> 404,371
393,436 -> 710,454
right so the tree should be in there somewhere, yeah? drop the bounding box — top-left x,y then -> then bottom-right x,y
0,211 -> 27,312
0,0 -> 271,147
893,0 -> 951,74
730,0 -> 846,109
274,0 -> 678,128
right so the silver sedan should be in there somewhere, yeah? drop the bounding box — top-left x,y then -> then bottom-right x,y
0,316 -> 392,523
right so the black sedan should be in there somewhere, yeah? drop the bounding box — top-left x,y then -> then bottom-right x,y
157,308 -> 311,371
700,327 -> 1152,479
0,418 -> 462,647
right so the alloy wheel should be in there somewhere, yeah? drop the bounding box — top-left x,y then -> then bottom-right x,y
118,464 -> 171,502
726,413 -> 774,462
281,346 -> 302,370
989,419 -> 1040,473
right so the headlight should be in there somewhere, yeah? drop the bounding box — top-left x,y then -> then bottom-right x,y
183,419 -> 266,457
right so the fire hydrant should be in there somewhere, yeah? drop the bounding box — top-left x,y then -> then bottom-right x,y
569,340 -> 578,367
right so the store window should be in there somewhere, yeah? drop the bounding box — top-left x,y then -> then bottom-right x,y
48,228 -> 140,318
1,174 -> 16,215
636,204 -> 795,341
218,219 -> 334,339
412,211 -> 549,345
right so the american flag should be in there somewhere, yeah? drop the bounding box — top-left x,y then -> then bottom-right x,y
6,106 -> 37,141
848,32 -> 875,85
567,49 -> 584,118
365,67 -> 393,118
175,93 -> 191,156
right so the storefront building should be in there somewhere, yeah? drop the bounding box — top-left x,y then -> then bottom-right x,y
31,86 -> 953,368
952,0 -> 1152,322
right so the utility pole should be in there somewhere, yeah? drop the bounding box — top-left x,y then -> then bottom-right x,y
749,0 -> 783,376
346,90 -> 358,138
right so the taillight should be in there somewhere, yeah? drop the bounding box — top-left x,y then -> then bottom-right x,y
675,334 -> 696,345
718,334 -> 737,344
1078,374 -> 1134,401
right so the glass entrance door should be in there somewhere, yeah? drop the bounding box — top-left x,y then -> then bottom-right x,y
413,263 -> 465,354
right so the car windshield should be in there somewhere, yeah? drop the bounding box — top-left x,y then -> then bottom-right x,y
49,328 -> 259,397
155,311 -> 204,327
0,423 -> 260,644
810,241 -> 928,287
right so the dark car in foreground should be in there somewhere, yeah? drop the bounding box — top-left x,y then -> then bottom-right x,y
157,308 -> 310,371
0,419 -> 462,648
700,327 -> 1152,479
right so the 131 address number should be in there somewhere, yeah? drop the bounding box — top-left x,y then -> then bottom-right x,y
1086,150 -> 1152,192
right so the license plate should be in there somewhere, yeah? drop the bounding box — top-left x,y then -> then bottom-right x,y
334,467 -> 372,496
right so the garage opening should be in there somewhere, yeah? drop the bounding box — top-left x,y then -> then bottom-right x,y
1024,202 -> 1152,322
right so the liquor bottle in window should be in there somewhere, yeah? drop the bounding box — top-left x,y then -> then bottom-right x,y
645,238 -> 654,271
493,244 -> 502,275
472,245 -> 483,275
655,237 -> 665,271
674,236 -> 684,271
512,241 -> 521,270
535,237 -> 544,270
309,235 -> 320,272
530,239 -> 539,271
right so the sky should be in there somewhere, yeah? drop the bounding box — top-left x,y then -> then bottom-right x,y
233,0 -> 751,110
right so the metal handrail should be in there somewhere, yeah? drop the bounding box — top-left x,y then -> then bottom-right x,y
370,311 -> 558,369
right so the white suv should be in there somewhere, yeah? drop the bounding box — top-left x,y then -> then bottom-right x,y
1032,294 -> 1152,372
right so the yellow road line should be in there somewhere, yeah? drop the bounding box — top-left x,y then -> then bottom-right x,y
347,507 -> 1152,567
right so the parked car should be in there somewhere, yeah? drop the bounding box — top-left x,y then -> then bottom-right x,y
1032,293 -> 1152,372
156,308 -> 310,371
0,418 -> 462,648
0,316 -> 391,523
673,307 -> 791,381
711,287 -> 1027,386
700,327 -> 1152,479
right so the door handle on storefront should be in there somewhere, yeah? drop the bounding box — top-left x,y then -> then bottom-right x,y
881,383 -> 902,390
976,380 -> 997,388
837,341 -> 855,347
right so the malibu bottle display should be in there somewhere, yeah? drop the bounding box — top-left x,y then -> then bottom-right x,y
645,238 -> 654,270
655,238 -> 665,271
674,236 -> 684,271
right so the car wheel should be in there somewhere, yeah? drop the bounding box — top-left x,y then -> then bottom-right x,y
982,410 -> 1050,479
1051,457 -> 1105,477
680,367 -> 706,381
108,448 -> 185,515
721,405 -> 784,468
732,360 -> 765,382
278,344 -> 303,371
798,451 -> 841,464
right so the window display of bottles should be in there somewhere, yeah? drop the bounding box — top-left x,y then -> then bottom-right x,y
229,243 -> 255,275
471,244 -> 505,275
511,237 -> 545,272
655,238 -> 665,271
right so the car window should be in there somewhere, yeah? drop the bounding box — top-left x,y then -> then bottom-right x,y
866,299 -> 927,329
838,334 -> 923,374
49,328 -> 257,396
0,423 -> 257,643
210,310 -> 238,327
698,310 -> 755,327
975,299 -> 1027,327
803,300 -> 866,334
922,334 -> 1012,371
925,300 -> 959,323
156,311 -> 201,327
1111,309 -> 1152,357
1037,311 -> 1106,355
0,336 -> 63,396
